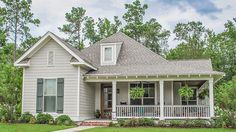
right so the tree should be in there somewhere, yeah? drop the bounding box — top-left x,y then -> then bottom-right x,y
83,16 -> 122,45
0,7 -> 6,47
123,0 -> 170,55
0,44 -> 22,122
58,7 -> 87,50
123,0 -> 147,42
206,19 -> 236,80
1,0 -> 40,61
167,21 -> 210,59
143,18 -> 170,54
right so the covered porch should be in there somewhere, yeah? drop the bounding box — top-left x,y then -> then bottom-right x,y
85,75 -> 217,120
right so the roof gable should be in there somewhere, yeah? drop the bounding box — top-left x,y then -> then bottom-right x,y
15,32 -> 96,70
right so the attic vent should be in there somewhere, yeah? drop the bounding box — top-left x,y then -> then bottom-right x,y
47,51 -> 54,66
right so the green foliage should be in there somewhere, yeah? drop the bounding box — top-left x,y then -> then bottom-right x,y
36,113 -> 54,124
117,119 -> 126,127
122,0 -> 170,55
95,109 -> 101,118
129,87 -> 145,100
215,79 -> 236,111
83,16 -> 122,45
124,118 -> 139,127
178,86 -> 194,99
157,120 -> 211,128
58,7 -> 87,50
167,21 -> 210,60
55,115 -> 73,126
206,19 -> 236,81
0,45 -> 22,122
212,107 -> 236,128
1,0 -> 40,61
198,89 -> 208,100
29,116 -> 36,124
115,118 -> 155,127
19,112 -> 33,123
138,118 -> 155,126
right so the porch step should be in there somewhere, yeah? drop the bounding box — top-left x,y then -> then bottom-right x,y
80,120 -> 111,126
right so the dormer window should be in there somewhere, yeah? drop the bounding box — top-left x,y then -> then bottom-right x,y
47,51 -> 54,66
100,42 -> 123,66
104,47 -> 112,61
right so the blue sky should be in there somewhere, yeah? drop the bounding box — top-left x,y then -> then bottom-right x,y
30,0 -> 236,48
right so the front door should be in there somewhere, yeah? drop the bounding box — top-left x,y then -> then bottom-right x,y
101,83 -> 112,119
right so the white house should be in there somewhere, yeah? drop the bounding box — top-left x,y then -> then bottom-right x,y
15,32 -> 224,121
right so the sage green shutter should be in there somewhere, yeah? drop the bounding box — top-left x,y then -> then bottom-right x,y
57,78 -> 64,113
36,78 -> 43,113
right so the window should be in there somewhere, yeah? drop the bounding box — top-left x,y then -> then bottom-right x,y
44,79 -> 57,112
104,47 -> 112,61
101,45 -> 116,65
143,83 -> 155,105
181,87 -> 197,105
47,51 -> 54,66
130,82 -> 155,105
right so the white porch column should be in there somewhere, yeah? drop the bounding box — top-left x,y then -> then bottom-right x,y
159,80 -> 164,120
112,81 -> 117,120
209,78 -> 214,117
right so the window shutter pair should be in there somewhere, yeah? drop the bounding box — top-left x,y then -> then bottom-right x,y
36,78 -> 64,113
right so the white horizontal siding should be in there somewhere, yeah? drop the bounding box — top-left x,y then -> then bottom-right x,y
79,68 -> 95,120
23,39 -> 78,118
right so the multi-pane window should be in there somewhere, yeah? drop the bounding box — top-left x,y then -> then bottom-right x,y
104,47 -> 112,61
48,51 -> 54,66
130,82 -> 155,105
103,87 -> 112,109
181,87 -> 197,105
143,83 -> 155,105
44,79 -> 57,112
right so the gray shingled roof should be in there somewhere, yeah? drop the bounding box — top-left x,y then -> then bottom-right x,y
80,32 -> 224,76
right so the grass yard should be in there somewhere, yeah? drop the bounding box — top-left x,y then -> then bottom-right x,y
0,123 -> 74,132
81,127 -> 236,132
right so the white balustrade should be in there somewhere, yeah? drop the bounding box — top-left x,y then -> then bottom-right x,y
116,105 -> 210,119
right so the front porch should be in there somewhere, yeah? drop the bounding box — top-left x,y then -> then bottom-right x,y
87,75 -> 215,120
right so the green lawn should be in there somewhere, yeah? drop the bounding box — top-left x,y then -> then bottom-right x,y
81,127 -> 236,132
0,123 -> 74,132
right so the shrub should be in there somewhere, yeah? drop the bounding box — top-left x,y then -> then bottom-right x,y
19,112 -> 33,123
55,115 -> 73,126
117,119 -> 126,127
116,118 -> 155,127
138,118 -> 154,126
124,118 -> 139,127
109,122 -> 120,127
157,119 -> 211,128
213,107 -> 236,128
29,116 -> 36,124
36,113 -> 54,124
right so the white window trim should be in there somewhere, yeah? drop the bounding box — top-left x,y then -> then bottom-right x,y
42,78 -> 57,113
47,50 -> 55,66
101,45 -> 116,65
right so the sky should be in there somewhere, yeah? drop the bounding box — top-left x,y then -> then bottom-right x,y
30,0 -> 236,48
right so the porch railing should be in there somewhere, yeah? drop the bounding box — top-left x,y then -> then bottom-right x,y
116,105 -> 210,118
164,105 -> 210,118
116,105 -> 160,118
